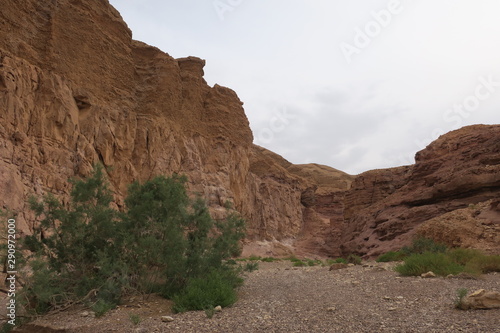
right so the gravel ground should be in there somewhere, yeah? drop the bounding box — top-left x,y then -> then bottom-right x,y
11,261 -> 500,333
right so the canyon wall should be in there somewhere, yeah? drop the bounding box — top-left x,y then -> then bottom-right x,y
0,0 -> 498,258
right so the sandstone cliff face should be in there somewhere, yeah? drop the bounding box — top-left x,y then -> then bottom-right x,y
0,0 -> 334,253
1,0 -> 499,258
0,0 -> 252,234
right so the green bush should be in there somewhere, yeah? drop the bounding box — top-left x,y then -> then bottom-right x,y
454,288 -> 469,309
20,165 -> 246,316
447,248 -> 483,266
261,257 -> 279,262
129,314 -> 141,325
172,270 -> 239,313
395,252 -> 464,276
347,254 -> 362,265
377,237 -> 448,263
293,260 -> 307,267
327,258 -> 348,265
91,299 -> 115,318
395,245 -> 500,277
401,237 -> 447,256
465,254 -> 500,274
243,262 -> 259,272
287,256 -> 302,263
23,165 -> 125,315
376,251 -> 406,262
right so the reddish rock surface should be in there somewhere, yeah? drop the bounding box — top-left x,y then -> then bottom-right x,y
0,0 -> 498,258
341,125 -> 500,257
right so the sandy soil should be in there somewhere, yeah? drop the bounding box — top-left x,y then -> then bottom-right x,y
8,261 -> 500,333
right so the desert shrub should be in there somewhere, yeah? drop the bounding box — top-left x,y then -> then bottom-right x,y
446,248 -> 483,266
129,314 -> 141,325
91,299 -> 115,318
401,237 -> 447,256
305,259 -> 322,266
20,165 -> 246,316
22,165 -> 125,315
376,251 -> 406,262
347,254 -> 362,265
172,269 -> 240,313
335,258 -> 346,264
376,238 -> 447,263
394,252 -> 464,276
465,254 -> 500,274
243,262 -> 259,272
261,257 -> 279,262
286,256 -> 302,263
454,288 -> 469,309
293,260 -> 307,267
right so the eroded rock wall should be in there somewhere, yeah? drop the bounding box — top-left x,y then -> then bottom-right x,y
341,125 -> 500,257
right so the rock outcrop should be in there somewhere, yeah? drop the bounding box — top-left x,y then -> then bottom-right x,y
341,125 -> 500,256
459,289 -> 500,310
0,0 -> 499,258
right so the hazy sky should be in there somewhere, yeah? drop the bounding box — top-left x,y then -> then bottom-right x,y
109,0 -> 500,174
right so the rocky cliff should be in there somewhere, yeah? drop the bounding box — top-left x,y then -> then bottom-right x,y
1,0 -> 499,258
341,125 -> 500,256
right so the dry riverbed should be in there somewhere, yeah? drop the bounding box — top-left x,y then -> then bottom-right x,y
10,261 -> 500,333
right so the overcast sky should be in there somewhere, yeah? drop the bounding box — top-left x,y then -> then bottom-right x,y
109,0 -> 500,175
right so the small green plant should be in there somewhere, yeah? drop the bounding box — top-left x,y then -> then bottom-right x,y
376,251 -> 406,262
286,256 -> 302,263
347,254 -> 362,265
395,252 -> 464,277
304,259 -> 322,266
91,299 -> 115,318
293,260 -> 307,267
0,323 -> 14,333
465,254 -> 500,274
401,237 -> 447,256
248,255 -> 262,261
129,314 -> 141,325
261,257 -> 279,262
327,258 -> 347,265
204,307 -> 216,319
172,270 -> 240,313
243,261 -> 259,272
454,288 -> 468,309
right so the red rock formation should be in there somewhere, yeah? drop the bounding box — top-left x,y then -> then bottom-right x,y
341,125 -> 500,257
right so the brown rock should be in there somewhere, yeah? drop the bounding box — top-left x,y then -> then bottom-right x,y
421,271 -> 436,278
460,289 -> 500,310
329,263 -> 348,271
341,125 -> 500,257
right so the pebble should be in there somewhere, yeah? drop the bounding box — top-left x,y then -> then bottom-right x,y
161,316 -> 174,322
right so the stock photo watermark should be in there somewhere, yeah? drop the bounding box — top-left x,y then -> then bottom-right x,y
5,218 -> 17,326
254,107 -> 297,145
397,75 -> 499,165
340,0 -> 405,64
213,0 -> 244,21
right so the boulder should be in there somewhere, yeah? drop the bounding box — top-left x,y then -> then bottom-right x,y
459,289 -> 500,310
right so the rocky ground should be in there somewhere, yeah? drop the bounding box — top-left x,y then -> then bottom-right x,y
8,260 -> 500,333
